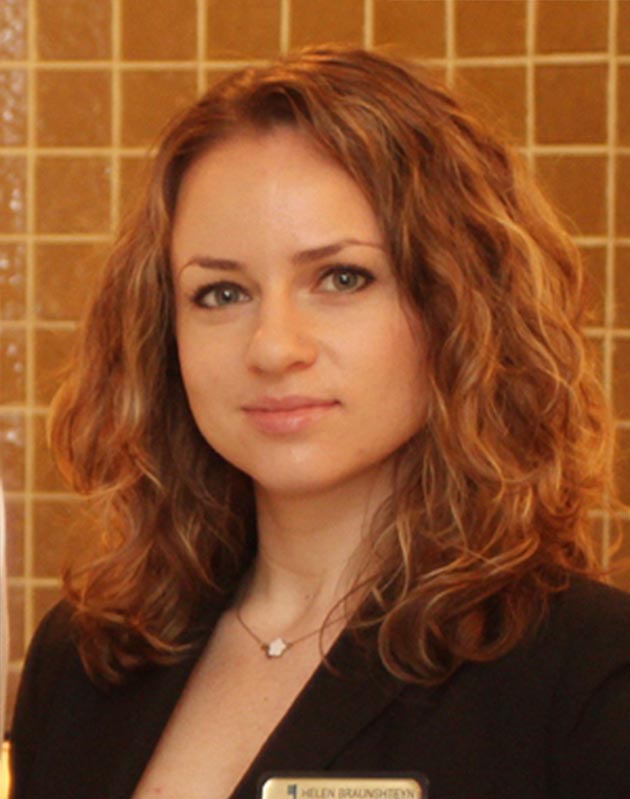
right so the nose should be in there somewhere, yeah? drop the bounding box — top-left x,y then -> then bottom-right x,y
245,293 -> 318,374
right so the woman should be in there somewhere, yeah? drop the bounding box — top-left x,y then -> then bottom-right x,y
10,46 -> 630,799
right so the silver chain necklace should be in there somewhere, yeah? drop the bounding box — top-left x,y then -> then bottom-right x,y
234,604 -> 326,658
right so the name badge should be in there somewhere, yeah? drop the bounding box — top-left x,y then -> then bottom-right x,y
258,772 -> 428,799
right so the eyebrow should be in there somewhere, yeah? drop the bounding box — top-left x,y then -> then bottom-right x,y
180,238 -> 385,272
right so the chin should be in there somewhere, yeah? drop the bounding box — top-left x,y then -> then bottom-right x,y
250,469 -> 339,499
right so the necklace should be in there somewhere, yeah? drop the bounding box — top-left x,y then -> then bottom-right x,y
234,605 -> 326,658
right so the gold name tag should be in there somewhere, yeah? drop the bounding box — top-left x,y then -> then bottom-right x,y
259,773 -> 427,799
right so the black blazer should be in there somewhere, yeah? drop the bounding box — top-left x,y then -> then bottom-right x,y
10,578 -> 630,799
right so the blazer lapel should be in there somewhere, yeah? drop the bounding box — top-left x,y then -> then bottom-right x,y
231,629 -> 407,799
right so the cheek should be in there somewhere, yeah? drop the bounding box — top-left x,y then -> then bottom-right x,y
376,317 -> 428,386
177,330 -> 224,403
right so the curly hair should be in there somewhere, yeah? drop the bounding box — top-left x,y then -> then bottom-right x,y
50,45 -> 613,685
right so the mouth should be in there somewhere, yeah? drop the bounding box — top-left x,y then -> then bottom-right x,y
242,396 -> 340,434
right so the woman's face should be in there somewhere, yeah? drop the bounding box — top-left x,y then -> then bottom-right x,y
171,127 -> 429,500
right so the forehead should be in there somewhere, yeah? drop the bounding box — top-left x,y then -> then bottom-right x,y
171,127 -> 385,262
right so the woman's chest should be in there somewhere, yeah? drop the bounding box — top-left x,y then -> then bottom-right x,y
131,631 -> 326,799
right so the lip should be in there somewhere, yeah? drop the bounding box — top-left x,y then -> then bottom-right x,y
242,395 -> 340,434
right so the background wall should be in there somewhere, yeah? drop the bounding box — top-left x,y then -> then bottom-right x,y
2,0 -> 630,729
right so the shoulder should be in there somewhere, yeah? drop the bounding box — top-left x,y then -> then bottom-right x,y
497,577 -> 630,705
541,579 -> 630,796
11,601 -> 80,737
28,599 -> 75,652
420,578 -> 630,734
19,600 -> 78,690
549,575 -> 630,626
540,577 -> 630,671
9,601 -> 84,796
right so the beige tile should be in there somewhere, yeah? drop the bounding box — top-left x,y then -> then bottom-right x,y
0,157 -> 26,234
0,70 -> 27,146
535,64 -> 607,145
0,412 -> 25,490
8,585 -> 24,660
121,70 -> 197,148
206,0 -> 281,59
33,412 -> 66,492
454,65 -> 526,145
620,1 -> 630,54
35,157 -> 111,234
0,242 -> 27,321
617,156 -> 630,238
455,0 -> 525,56
535,155 -> 607,237
613,339 -> 630,419
122,0 -> 196,60
36,69 -> 111,147
0,0 -> 28,60
37,0 -> 111,60
0,328 -> 26,405
615,246 -> 630,327
290,0 -> 364,49
373,0 -> 446,58
33,498 -> 94,578
619,66 -> 630,148
580,246 -> 606,328
34,327 -> 76,405
35,242 -> 104,321
4,498 -> 25,577
536,0 -> 608,53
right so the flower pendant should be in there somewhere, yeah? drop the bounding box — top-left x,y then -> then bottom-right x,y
265,637 -> 289,657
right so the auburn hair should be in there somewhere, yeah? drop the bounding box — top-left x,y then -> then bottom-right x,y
50,45 -> 612,685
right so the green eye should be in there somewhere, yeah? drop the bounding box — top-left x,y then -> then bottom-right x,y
321,267 -> 373,293
213,286 -> 242,305
333,271 -> 361,290
193,282 -> 249,308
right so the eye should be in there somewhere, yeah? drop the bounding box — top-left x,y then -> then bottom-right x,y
192,282 -> 250,308
319,266 -> 374,293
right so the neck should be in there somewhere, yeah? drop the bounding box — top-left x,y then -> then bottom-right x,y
242,464 -> 394,628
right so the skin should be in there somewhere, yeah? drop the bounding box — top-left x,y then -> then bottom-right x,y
172,126 -> 428,502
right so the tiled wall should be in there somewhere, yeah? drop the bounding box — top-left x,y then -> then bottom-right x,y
1,0 -> 630,729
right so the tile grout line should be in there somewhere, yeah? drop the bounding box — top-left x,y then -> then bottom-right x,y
603,0 -> 619,561
197,0 -> 206,93
111,0 -> 122,234
444,0 -> 455,85
363,0 -> 373,49
6,143 -> 629,157
525,0 -> 535,165
4,52 -> 630,70
280,0 -> 290,55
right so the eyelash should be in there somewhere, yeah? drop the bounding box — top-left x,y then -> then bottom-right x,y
190,265 -> 375,309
